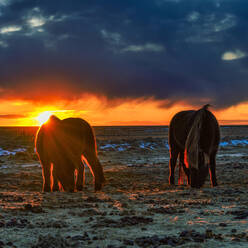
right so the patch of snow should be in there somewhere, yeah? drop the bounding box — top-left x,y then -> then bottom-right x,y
220,139 -> 248,147
0,147 -> 26,156
100,143 -> 130,151
218,153 -> 245,157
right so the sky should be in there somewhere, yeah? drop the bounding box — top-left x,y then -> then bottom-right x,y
0,0 -> 247,126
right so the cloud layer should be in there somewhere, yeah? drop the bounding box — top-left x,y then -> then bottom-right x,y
0,0 -> 248,108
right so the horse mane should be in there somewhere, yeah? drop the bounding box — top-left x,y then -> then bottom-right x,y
184,104 -> 209,170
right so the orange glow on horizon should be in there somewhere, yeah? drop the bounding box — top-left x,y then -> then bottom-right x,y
0,97 -> 247,126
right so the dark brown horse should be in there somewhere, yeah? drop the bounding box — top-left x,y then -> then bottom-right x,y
35,115 -> 105,192
168,105 -> 220,188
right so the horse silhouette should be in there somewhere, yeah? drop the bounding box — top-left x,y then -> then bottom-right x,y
169,104 -> 220,188
35,115 -> 105,192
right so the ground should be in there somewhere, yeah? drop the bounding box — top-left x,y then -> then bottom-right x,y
0,126 -> 247,247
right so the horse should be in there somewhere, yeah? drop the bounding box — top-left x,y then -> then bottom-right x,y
168,104 -> 220,188
35,115 -> 105,192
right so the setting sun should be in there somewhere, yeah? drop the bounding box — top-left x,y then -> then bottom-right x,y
36,111 -> 53,126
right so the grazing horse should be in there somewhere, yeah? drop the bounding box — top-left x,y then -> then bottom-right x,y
168,104 -> 220,188
35,115 -> 105,192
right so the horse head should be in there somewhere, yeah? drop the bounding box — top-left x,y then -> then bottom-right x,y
184,106 -> 210,188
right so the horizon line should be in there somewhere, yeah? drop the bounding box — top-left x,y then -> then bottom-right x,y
0,124 -> 247,128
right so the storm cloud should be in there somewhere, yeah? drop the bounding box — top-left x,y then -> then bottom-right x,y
0,0 -> 248,108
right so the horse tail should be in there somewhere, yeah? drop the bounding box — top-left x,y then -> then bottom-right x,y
184,104 -> 209,170
83,123 -> 105,189
202,104 -> 210,111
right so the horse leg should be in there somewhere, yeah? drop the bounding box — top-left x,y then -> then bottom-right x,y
41,162 -> 52,192
83,151 -> 105,191
54,160 -> 75,192
178,151 -> 185,185
179,151 -> 190,185
209,152 -> 218,187
60,169 -> 75,192
76,162 -> 85,191
67,170 -> 76,192
52,166 -> 60,192
169,149 -> 179,185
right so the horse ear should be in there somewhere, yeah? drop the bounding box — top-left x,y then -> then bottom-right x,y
44,115 -> 61,130
47,115 -> 61,126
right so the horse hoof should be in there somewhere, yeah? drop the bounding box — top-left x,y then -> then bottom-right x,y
43,186 -> 51,192
76,185 -> 83,191
95,183 -> 102,192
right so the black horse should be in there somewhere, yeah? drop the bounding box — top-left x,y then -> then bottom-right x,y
168,104 -> 220,188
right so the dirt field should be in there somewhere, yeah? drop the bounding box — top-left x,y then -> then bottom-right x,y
0,126 -> 248,247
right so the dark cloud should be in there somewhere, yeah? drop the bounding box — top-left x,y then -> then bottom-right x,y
0,0 -> 248,108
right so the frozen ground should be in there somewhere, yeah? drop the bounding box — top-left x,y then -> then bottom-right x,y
0,126 -> 247,247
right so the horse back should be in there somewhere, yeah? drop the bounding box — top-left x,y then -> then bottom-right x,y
60,118 -> 97,153
61,118 -> 93,139
169,109 -> 220,154
169,110 -> 195,150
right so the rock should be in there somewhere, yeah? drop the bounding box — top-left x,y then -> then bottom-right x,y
123,239 -> 134,245
193,236 -> 205,243
71,235 -> 84,241
31,206 -> 44,213
214,234 -> 223,240
231,237 -> 240,242
205,229 -> 213,239
36,219 -> 68,228
237,232 -> 246,238
93,216 -> 153,228
219,223 -> 227,227
24,204 -> 44,213
135,235 -> 161,247
71,233 -> 90,241
228,210 -> 248,220
24,203 -> 32,210
86,196 -> 103,203
32,234 -> 72,248
5,218 -> 29,228
167,238 -> 177,246
120,216 -> 153,226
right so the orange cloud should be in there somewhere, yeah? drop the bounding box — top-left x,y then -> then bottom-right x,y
0,96 -> 247,126
215,102 -> 248,125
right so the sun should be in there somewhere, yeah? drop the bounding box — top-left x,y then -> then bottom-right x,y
36,111 -> 53,125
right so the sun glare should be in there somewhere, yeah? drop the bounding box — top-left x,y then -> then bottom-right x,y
36,111 -> 53,125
